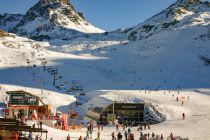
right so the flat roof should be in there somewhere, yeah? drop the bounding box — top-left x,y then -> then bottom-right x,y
6,90 -> 39,97
6,90 -> 46,105
84,93 -> 144,111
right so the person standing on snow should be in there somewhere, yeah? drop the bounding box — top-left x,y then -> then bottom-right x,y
152,132 -> 155,138
128,127 -> 131,134
147,123 -> 150,129
35,135 -> 39,140
124,131 -> 128,140
29,131 -> 33,140
117,132 -> 123,140
101,123 -> 103,130
182,113 -> 185,120
97,122 -> 100,131
86,129 -> 89,139
78,136 -> 83,140
90,128 -> 93,139
39,121 -> 43,129
111,132 -> 116,140
170,133 -> 174,140
66,134 -> 70,140
160,134 -> 163,140
15,131 -> 19,140
128,133 -> 134,140
97,131 -> 100,140
116,124 -> 119,131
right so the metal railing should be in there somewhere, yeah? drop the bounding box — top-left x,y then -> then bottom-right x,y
145,103 -> 166,123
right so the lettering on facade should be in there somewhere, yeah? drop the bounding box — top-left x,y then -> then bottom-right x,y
121,106 -> 137,109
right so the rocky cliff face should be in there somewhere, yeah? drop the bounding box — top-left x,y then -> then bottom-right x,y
11,0 -> 103,41
0,13 -> 23,32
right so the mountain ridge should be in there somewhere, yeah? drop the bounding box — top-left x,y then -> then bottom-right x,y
126,0 -> 210,41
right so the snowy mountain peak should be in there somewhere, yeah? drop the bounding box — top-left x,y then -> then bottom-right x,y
15,0 -> 82,26
127,0 -> 209,41
12,0 -> 104,40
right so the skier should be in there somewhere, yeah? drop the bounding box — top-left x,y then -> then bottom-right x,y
32,123 -> 36,128
124,131 -> 128,140
97,122 -> 100,131
128,127 -> 131,134
147,123 -> 150,129
128,133 -> 134,140
29,131 -> 33,140
101,123 -> 103,130
116,124 -> 119,131
67,134 -> 70,140
35,135 -> 39,140
137,124 -> 140,131
170,133 -> 174,140
152,132 -> 155,138
86,129 -> 89,139
111,132 -> 116,140
117,132 -> 123,140
15,131 -> 19,140
140,124 -> 143,131
160,134 -> 163,140
39,121 -> 43,129
123,124 -> 126,131
90,128 -> 93,139
140,132 -> 143,140
182,113 -> 185,120
78,136 -> 83,140
97,131 -> 100,140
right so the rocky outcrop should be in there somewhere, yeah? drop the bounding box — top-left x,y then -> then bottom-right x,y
0,13 -> 23,32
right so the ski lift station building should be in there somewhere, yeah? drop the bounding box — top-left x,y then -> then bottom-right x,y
85,94 -> 145,124
5,90 -> 49,119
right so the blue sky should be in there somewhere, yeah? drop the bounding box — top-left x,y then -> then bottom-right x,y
0,0 -> 208,31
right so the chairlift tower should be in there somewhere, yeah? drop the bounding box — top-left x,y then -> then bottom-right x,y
51,69 -> 58,86
26,59 -> 30,69
43,61 -> 47,70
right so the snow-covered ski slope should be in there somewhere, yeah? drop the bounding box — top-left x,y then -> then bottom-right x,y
0,0 -> 210,139
0,21 -> 210,139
